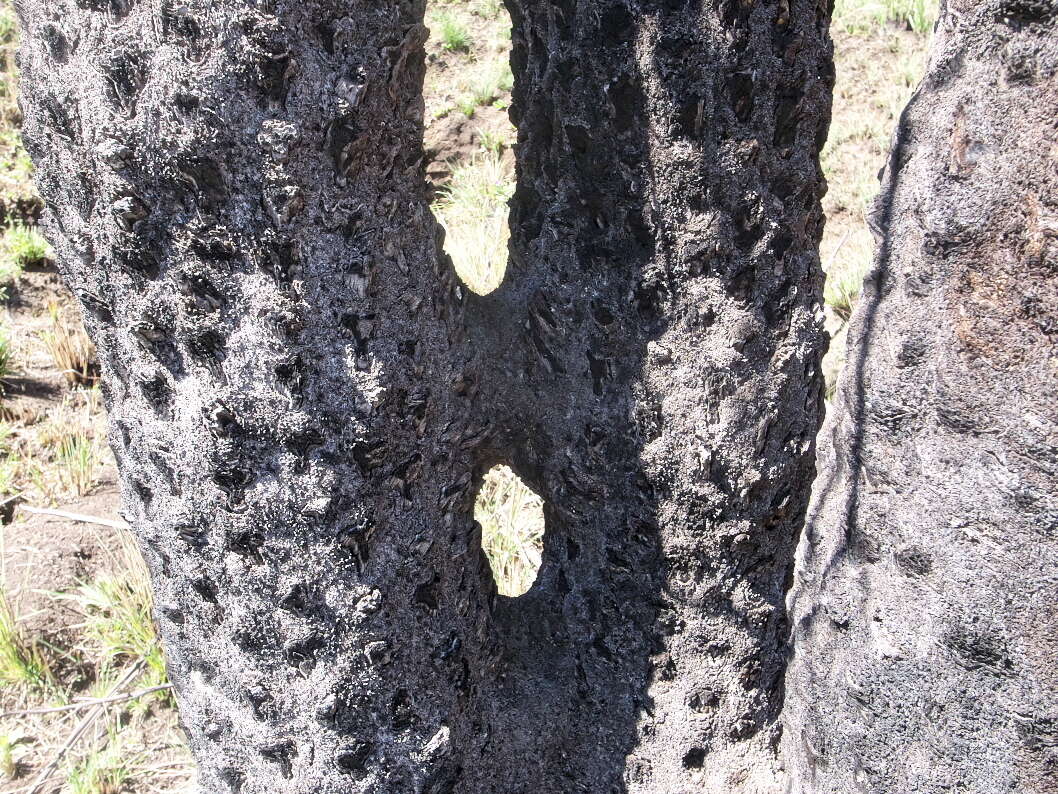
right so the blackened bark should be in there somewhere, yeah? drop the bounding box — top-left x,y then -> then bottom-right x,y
18,0 -> 831,791
784,2 -> 1058,792
18,2 -> 490,790
463,1 -> 832,789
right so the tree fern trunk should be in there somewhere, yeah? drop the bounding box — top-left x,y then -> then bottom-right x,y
17,0 -> 832,791
464,1 -> 832,789
784,3 -> 1058,791
19,2 -> 489,790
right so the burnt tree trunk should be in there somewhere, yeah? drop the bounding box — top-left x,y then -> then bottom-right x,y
17,0 -> 831,791
784,2 -> 1058,792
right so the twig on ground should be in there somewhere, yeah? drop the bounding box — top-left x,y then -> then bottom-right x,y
1,682 -> 172,718
824,228 -> 852,273
18,505 -> 130,530
25,659 -> 145,794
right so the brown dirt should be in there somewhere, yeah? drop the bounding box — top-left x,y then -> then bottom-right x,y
2,470 -> 122,656
423,103 -> 515,190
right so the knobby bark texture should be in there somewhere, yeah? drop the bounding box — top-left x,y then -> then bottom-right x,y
18,0 -> 831,791
465,1 -> 831,790
784,2 -> 1058,792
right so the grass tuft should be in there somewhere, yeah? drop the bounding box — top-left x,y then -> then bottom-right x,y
0,586 -> 53,690
1,222 -> 49,271
67,733 -> 134,794
473,0 -> 504,19
471,62 -> 513,108
54,431 -> 99,496
456,95 -> 478,118
0,730 -> 26,780
478,128 -> 507,154
435,13 -> 472,52
65,531 -> 168,694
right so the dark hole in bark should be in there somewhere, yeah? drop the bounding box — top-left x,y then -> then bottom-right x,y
474,465 -> 545,597
682,747 -> 707,768
335,741 -> 374,775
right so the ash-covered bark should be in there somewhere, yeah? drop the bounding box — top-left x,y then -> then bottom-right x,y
784,2 -> 1058,792
462,1 -> 831,789
18,1 -> 491,791
18,0 -> 831,791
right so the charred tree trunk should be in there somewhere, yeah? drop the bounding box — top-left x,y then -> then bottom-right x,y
784,2 -> 1058,792
464,1 -> 831,789
17,0 -> 830,792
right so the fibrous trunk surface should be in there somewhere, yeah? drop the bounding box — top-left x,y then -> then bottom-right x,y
784,2 -> 1058,792
17,0 -> 831,791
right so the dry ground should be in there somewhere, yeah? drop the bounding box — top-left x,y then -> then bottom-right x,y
0,1 -> 935,790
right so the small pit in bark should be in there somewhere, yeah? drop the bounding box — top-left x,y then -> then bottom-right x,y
474,465 -> 545,597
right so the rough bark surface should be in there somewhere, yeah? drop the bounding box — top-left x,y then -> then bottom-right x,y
466,1 -> 831,790
784,2 -> 1058,792
17,0 -> 831,791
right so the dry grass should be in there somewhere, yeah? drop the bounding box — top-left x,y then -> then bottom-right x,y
475,465 -> 545,597
432,152 -> 514,295
40,301 -> 99,387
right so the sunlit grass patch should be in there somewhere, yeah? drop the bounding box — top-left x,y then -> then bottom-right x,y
0,388 -> 109,502
476,465 -> 545,597
833,0 -> 937,34
470,61 -> 513,107
432,152 -> 513,295
434,12 -> 472,52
